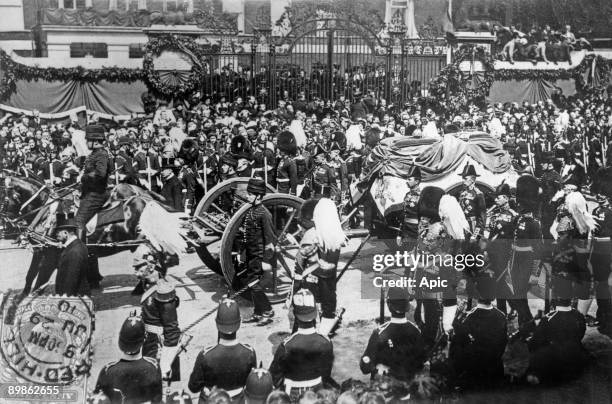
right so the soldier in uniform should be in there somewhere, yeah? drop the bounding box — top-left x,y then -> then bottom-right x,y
526,276 -> 589,384
160,158 -> 183,211
458,164 -> 486,242
396,166 -> 422,251
327,143 -> 348,204
591,168 -> 612,337
242,178 -> 275,325
359,286 -> 426,381
293,198 -> 346,336
111,136 -> 138,185
550,179 -> 596,317
132,243 -> 181,383
539,151 -> 562,239
252,134 -> 276,187
449,275 -> 508,391
275,131 -> 298,195
189,298 -> 257,402
2,143 -> 20,171
94,315 -> 162,403
176,157 -> 197,215
219,153 -> 238,182
269,289 -> 335,400
76,124 -> 111,240
310,145 -> 335,199
134,132 -> 161,192
484,183 -> 517,315
510,175 -> 543,331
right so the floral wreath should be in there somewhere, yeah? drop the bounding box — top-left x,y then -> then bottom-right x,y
143,34 -> 206,99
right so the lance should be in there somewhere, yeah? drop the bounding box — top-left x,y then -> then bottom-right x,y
264,155 -> 268,185
203,161 -> 208,194
114,162 -> 119,186
49,162 -> 55,185
146,156 -> 152,191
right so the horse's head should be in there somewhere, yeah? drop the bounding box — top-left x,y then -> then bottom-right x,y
123,196 -> 148,237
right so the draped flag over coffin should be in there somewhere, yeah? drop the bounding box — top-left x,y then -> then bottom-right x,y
362,133 -> 519,216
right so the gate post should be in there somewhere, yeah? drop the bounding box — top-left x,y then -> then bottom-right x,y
385,44 -> 392,104
327,29 -> 334,102
250,39 -> 256,98
269,43 -> 276,108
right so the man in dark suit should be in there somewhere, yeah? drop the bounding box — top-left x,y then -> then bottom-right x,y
55,212 -> 90,296
160,158 -> 183,211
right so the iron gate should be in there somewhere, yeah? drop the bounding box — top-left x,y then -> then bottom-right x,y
194,19 -> 447,107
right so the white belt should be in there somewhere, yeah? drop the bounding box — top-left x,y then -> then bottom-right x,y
277,178 -> 290,183
575,246 -> 590,253
252,168 -> 264,172
226,387 -> 244,398
145,324 -> 163,335
593,237 -> 610,241
284,377 -> 322,393
404,218 -> 418,224
318,259 -> 336,270
513,245 -> 533,252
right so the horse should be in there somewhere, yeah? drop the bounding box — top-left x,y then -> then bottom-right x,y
21,187 -> 187,295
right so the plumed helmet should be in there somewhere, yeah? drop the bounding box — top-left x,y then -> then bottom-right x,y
231,134 -> 247,154
118,314 -> 145,354
277,130 -> 297,156
244,367 -> 274,403
418,186 -> 444,221
516,175 -> 540,212
132,243 -> 159,268
215,298 -> 241,334
85,124 -> 105,141
247,178 -> 267,196
494,182 -> 512,197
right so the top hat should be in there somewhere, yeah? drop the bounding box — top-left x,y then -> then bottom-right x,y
161,157 -> 176,169
55,212 -> 77,231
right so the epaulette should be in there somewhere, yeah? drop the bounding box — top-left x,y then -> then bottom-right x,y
283,333 -> 298,345
377,321 -> 391,333
143,357 -> 158,367
463,307 -> 478,322
103,360 -> 119,371
240,342 -> 255,352
202,345 -> 217,355
474,187 -> 484,195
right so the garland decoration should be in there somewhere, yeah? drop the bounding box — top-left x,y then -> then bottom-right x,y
428,44 -> 612,108
0,49 -> 144,101
142,34 -> 207,99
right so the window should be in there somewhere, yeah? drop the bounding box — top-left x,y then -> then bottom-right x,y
75,0 -> 87,8
128,44 -> 145,58
63,0 -> 75,8
70,43 -> 108,58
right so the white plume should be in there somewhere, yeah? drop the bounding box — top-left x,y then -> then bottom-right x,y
138,201 -> 187,255
439,194 -> 469,240
566,191 -> 597,235
289,119 -> 307,148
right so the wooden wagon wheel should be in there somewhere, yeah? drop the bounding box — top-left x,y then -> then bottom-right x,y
192,177 -> 276,275
220,194 -> 304,304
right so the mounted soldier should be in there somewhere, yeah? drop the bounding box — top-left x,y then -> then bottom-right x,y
134,132 -> 161,192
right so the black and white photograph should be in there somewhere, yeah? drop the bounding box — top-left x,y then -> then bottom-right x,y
0,0 -> 611,403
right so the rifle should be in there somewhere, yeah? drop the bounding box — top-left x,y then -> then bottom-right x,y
163,279 -> 260,380
146,156 -> 152,191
